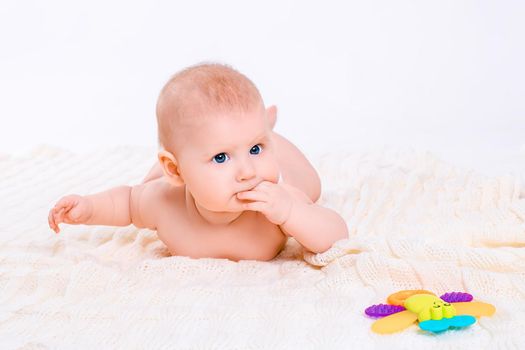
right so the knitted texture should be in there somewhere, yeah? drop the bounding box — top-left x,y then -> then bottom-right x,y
0,145 -> 524,349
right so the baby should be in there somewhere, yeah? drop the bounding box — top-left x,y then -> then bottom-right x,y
48,63 -> 349,261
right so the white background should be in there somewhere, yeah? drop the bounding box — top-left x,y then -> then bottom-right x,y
1,0 -> 524,179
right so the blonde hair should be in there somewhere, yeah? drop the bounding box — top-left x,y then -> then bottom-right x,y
156,62 -> 264,152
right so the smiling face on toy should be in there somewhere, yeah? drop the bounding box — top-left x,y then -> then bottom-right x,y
403,294 -> 456,322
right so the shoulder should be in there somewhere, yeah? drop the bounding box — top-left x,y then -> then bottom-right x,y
271,132 -> 321,203
130,178 -> 183,230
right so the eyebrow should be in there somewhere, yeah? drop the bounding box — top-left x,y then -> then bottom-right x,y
205,133 -> 268,156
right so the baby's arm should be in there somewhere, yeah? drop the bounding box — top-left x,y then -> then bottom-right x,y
280,187 -> 348,253
48,182 -> 159,233
238,182 -> 348,253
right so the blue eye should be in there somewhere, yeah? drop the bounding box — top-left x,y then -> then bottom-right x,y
250,144 -> 262,155
212,153 -> 229,164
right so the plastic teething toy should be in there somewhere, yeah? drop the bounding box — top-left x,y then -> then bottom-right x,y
365,290 -> 495,334
387,289 -> 435,306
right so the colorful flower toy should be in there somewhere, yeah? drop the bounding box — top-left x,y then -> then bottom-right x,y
365,290 -> 496,334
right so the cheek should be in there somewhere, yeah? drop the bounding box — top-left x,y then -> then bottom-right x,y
260,156 -> 280,183
188,168 -> 233,204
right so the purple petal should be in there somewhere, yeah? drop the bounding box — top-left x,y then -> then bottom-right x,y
440,292 -> 473,303
365,303 -> 405,318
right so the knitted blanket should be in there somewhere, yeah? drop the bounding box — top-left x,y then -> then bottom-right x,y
1,146 -> 524,349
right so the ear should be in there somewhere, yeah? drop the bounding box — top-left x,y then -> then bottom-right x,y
158,150 -> 185,186
266,105 -> 277,130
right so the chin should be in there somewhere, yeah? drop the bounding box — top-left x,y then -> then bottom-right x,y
226,197 -> 248,212
205,199 -> 243,213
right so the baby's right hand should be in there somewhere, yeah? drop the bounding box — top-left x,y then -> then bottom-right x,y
48,194 -> 93,233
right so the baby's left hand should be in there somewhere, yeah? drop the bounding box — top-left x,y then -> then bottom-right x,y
237,181 -> 294,225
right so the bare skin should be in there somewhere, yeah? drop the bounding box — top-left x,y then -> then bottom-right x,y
48,106 -> 349,261
141,109 -> 322,203
127,178 -> 294,261
135,117 -> 322,260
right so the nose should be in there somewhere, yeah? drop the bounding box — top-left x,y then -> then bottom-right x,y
236,156 -> 256,182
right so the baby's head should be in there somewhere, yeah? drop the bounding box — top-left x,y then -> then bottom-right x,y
156,63 -> 280,213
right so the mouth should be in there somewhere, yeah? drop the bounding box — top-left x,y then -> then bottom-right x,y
237,184 -> 258,194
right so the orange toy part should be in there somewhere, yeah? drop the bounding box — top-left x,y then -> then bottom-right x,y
453,302 -> 496,317
387,289 -> 435,306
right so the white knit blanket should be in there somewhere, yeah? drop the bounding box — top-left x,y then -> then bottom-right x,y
1,146 -> 524,349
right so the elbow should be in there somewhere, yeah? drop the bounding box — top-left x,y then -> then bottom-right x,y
122,186 -> 134,226
129,185 -> 144,228
308,217 -> 349,254
308,241 -> 337,254
113,185 -> 134,226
